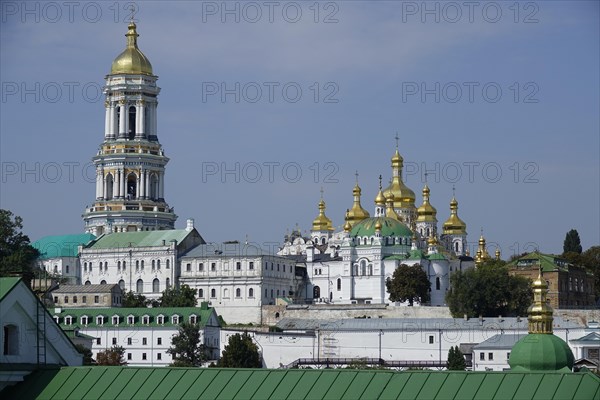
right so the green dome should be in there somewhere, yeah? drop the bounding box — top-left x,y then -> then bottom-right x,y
509,333 -> 574,372
350,217 -> 412,238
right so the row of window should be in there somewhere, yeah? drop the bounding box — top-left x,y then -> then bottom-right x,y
479,352 -> 508,361
354,237 -> 411,246
184,261 -> 295,274
59,313 -> 197,326
108,337 -> 163,346
83,259 -> 170,273
196,287 -> 289,299
56,295 -> 121,305
52,265 -> 69,274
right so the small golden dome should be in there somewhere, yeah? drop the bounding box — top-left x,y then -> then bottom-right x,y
374,175 -> 386,206
312,198 -> 334,232
347,181 -> 370,224
383,148 -> 416,209
344,209 -> 352,232
442,196 -> 467,235
416,184 -> 437,222
385,192 -> 401,220
110,22 -> 154,76
375,219 -> 382,231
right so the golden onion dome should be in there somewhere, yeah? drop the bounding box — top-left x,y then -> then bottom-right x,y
312,199 -> 334,232
110,21 -> 154,76
416,184 -> 437,222
374,176 -> 386,206
383,149 -> 416,209
385,192 -> 401,220
347,182 -> 370,224
343,209 -> 352,232
375,219 -> 382,231
442,196 -> 467,235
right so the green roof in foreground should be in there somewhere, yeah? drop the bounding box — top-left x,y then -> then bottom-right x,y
0,277 -> 21,301
32,233 -> 96,259
2,367 -> 599,400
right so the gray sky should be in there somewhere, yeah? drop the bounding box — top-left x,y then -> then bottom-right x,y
1,1 -> 599,256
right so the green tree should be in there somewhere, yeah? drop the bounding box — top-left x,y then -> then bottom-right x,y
0,209 -> 40,284
96,345 -> 126,366
446,262 -> 532,318
74,344 -> 94,365
159,284 -> 197,307
580,246 -> 600,301
218,332 -> 262,368
122,291 -> 150,307
563,229 -> 583,254
386,264 -> 431,306
447,346 -> 466,370
167,322 -> 206,367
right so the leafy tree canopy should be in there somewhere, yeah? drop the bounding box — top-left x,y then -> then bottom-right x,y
386,264 -> 430,306
218,332 -> 262,368
447,345 -> 466,371
74,344 -> 94,365
96,345 -> 126,366
563,229 -> 583,254
446,262 -> 532,318
0,209 -> 39,284
159,284 -> 197,307
122,291 -> 151,308
167,321 -> 206,367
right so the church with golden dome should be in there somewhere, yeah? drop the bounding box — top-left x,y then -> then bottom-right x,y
82,21 -> 177,235
279,142 -> 484,306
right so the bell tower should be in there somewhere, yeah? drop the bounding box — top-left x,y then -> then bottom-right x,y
82,21 -> 177,235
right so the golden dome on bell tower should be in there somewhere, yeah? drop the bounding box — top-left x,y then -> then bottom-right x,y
311,191 -> 334,232
110,21 -> 154,76
346,172 -> 370,225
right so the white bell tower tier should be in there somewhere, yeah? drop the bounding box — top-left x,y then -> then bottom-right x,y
83,21 -> 177,235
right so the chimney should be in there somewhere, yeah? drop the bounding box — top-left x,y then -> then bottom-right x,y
186,218 -> 195,231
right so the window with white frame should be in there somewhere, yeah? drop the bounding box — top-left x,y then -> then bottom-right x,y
157,315 -> 165,324
81,316 -> 89,325
112,316 -> 120,325
65,316 -> 73,325
142,315 -> 150,325
97,316 -> 105,325
172,315 -> 179,324
127,315 -> 135,324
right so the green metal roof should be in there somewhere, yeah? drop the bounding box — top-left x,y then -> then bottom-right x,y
32,233 -> 96,259
427,253 -> 447,261
508,252 -> 571,273
0,276 -> 21,301
54,307 -> 219,328
350,217 -> 413,239
2,368 -> 599,400
87,230 -> 192,250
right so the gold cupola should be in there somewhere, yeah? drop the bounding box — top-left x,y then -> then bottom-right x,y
346,174 -> 370,225
442,196 -> 467,235
385,192 -> 401,220
475,233 -> 491,266
416,184 -> 437,223
110,21 -> 154,76
311,194 -> 334,232
383,146 -> 416,210
343,209 -> 352,232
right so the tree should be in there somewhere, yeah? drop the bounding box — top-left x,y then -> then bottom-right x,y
447,346 -> 466,370
96,345 -> 126,366
0,209 -> 40,284
446,262 -> 532,318
167,322 -> 206,367
74,344 -> 94,365
159,284 -> 197,307
218,332 -> 262,368
580,246 -> 600,301
122,291 -> 150,308
563,229 -> 583,254
386,264 -> 430,306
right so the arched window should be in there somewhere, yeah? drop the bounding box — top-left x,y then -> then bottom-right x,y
152,260 -> 155,270
105,173 -> 114,200
249,288 -> 254,297
352,265 -> 358,276
126,173 -> 137,199
211,288 -> 216,298
337,278 -> 342,291
136,279 -> 143,293
313,286 -> 320,299
128,106 -> 136,139
166,278 -> 170,288
153,278 -> 160,293
140,260 -> 143,270
198,289 -> 204,297
454,242 -> 459,252
436,277 -> 441,290
118,280 -> 125,290
150,174 -> 159,200
3,324 -> 19,355
321,237 -> 326,245
135,260 -> 139,271
166,259 -> 170,269
223,288 -> 229,298
236,288 -> 241,298
157,260 -> 161,270
85,280 -> 91,285
360,260 -> 367,276
100,280 -> 106,285
368,265 -> 373,276
122,261 -> 126,271
118,261 -> 121,270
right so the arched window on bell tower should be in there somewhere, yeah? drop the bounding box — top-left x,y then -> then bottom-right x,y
150,174 -> 159,200
128,106 -> 136,140
127,173 -> 137,200
116,107 -> 121,134
105,173 -> 114,200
